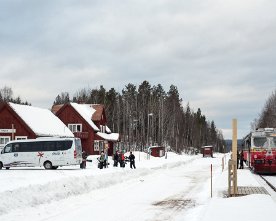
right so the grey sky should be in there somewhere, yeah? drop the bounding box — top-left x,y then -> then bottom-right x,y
1,0 -> 276,139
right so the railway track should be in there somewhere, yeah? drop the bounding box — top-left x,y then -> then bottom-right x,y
260,175 -> 276,192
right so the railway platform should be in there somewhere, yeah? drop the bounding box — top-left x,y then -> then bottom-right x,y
228,186 -> 269,197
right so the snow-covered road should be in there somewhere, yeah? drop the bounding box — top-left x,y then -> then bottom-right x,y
0,153 -> 224,221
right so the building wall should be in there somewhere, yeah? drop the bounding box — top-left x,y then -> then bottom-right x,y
0,104 -> 36,149
56,105 -> 96,155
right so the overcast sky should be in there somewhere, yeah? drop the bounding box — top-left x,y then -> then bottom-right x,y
1,0 -> 276,139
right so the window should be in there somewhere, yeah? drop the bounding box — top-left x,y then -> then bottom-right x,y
15,136 -> 27,140
4,144 -> 12,153
253,137 -> 267,147
68,124 -> 82,133
0,136 -> 10,149
94,140 -> 100,151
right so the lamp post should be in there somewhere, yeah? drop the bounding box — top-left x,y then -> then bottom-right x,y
133,119 -> 138,151
147,113 -> 153,160
147,113 -> 153,146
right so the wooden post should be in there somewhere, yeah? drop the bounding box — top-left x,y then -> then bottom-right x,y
232,119 -> 238,194
12,124 -> 15,141
222,157 -> 224,172
211,164 -> 213,198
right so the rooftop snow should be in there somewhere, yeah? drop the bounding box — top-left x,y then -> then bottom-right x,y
70,103 -> 99,131
96,132 -> 119,141
9,103 -> 74,137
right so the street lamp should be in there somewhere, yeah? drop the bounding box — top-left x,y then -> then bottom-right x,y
147,113 -> 153,146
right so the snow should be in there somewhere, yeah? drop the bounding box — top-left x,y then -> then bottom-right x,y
96,131 -> 119,141
70,103 -> 99,131
9,102 -> 73,137
0,152 -> 276,221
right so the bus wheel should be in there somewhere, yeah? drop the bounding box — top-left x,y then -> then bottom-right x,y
0,162 -> 3,170
44,161 -> 52,170
5,167 -> 10,170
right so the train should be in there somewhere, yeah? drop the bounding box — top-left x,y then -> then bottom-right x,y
243,128 -> 276,174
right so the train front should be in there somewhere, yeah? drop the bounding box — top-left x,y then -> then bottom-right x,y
250,128 -> 276,174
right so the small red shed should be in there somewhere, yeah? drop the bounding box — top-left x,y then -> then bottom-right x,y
149,146 -> 166,157
201,145 -> 213,157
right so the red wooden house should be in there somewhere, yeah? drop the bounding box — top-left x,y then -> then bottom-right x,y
52,103 -> 119,156
0,102 -> 73,150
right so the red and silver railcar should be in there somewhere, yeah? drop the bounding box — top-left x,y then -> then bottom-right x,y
243,128 -> 276,174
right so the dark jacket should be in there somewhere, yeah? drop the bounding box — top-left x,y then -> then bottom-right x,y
82,151 -> 87,160
129,153 -> 135,162
114,153 -> 119,161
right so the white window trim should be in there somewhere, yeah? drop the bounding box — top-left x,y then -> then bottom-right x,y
15,136 -> 28,140
68,124 -> 82,133
94,140 -> 100,151
0,136 -> 11,148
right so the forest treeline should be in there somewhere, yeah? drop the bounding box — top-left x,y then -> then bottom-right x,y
254,89 -> 276,129
53,81 -> 225,153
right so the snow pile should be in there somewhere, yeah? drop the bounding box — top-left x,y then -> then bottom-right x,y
1,152 -> 276,221
0,152 -> 199,216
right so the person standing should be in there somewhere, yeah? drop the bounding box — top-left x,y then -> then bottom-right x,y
104,151 -> 108,168
239,150 -> 244,169
99,151 -> 105,169
80,151 -> 87,169
129,151 -> 136,169
237,150 -> 240,169
113,151 -> 119,167
120,152 -> 125,167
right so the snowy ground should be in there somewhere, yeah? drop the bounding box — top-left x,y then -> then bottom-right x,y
1,152 -> 276,221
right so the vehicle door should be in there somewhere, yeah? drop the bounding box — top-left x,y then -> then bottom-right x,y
1,143 -> 25,167
1,143 -> 13,166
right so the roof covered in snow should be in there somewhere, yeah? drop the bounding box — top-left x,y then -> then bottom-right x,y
9,102 -> 74,137
96,132 -> 119,141
70,103 -> 99,131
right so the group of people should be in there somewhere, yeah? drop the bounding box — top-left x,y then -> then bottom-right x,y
113,150 -> 136,169
237,150 -> 244,169
80,150 -> 136,169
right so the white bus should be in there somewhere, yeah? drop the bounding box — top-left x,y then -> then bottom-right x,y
0,137 -> 82,170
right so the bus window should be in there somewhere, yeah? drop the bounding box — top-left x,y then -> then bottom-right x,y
12,143 -> 20,152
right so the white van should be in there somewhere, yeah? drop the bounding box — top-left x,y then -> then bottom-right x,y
0,137 -> 82,170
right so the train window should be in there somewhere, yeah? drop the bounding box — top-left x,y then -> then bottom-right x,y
269,137 -> 276,148
253,137 -> 266,147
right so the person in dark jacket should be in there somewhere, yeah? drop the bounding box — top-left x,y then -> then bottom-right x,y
113,151 -> 119,167
80,151 -> 87,169
239,150 -> 244,169
129,151 -> 136,169
98,151 -> 105,169
237,150 -> 240,169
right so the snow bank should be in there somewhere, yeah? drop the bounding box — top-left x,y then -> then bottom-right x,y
0,152 -> 199,216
